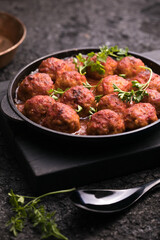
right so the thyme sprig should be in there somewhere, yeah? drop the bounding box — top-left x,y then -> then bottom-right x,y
6,188 -> 75,239
73,45 -> 129,75
113,66 -> 152,103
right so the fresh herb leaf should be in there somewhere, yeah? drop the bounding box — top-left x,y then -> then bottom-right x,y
7,188 -> 75,239
113,66 -> 152,103
119,73 -> 126,78
75,105 -> 83,113
95,94 -> 103,102
82,81 -> 93,89
49,88 -> 69,100
73,45 -> 129,75
89,107 -> 97,116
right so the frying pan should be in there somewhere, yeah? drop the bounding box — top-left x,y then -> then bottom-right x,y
1,47 -> 160,144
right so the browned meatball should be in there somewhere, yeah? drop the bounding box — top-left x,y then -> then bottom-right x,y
64,57 -> 77,71
39,57 -> 73,81
142,89 -> 160,117
124,103 -> 158,130
17,73 -> 54,102
24,95 -> 55,124
128,70 -> 150,84
148,74 -> 160,92
55,70 -> 87,90
60,86 -> 96,117
98,93 -> 127,118
87,55 -> 118,80
129,70 -> 160,89
87,109 -> 125,135
43,102 -> 80,133
117,56 -> 145,78
96,75 -> 132,95
16,104 -> 25,114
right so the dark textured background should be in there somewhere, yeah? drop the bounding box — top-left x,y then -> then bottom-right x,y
0,0 -> 160,239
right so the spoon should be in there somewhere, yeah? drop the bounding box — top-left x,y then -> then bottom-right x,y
70,178 -> 160,213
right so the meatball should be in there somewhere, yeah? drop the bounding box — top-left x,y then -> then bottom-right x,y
16,104 -> 25,114
60,85 -> 96,117
129,70 -> 150,84
43,102 -> 80,133
39,57 -> 73,81
148,73 -> 160,92
87,55 -> 118,80
117,56 -> 145,78
17,73 -> 54,102
87,109 -> 125,135
142,89 -> 160,117
24,95 -> 55,124
129,70 -> 160,89
64,57 -> 77,71
55,70 -> 87,90
124,103 -> 158,130
96,75 -> 132,95
98,93 -> 127,118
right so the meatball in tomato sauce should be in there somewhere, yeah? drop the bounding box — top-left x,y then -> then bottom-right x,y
96,75 -> 132,95
64,57 -> 77,71
17,73 -> 54,102
129,70 -> 151,84
148,74 -> 160,92
87,109 -> 125,135
39,57 -> 71,81
98,93 -> 127,118
24,95 -> 55,124
87,55 -> 117,80
142,89 -> 160,117
43,102 -> 80,133
55,70 -> 87,90
60,86 -> 96,117
124,103 -> 158,130
117,56 -> 145,78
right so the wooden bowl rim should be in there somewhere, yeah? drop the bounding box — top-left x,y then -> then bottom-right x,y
0,11 -> 26,56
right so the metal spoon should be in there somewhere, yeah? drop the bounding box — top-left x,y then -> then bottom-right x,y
70,178 -> 160,213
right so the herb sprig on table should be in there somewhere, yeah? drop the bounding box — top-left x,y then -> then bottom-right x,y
73,45 -> 129,75
113,66 -> 153,103
6,188 -> 75,239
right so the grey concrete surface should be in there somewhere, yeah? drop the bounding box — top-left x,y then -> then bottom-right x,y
0,0 -> 160,239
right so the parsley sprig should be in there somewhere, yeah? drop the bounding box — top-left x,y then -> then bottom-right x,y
73,45 -> 129,75
6,188 -> 75,239
113,66 -> 152,103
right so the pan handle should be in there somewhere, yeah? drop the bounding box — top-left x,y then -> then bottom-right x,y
0,95 -> 24,122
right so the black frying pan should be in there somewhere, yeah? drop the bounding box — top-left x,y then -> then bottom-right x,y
1,47 -> 160,144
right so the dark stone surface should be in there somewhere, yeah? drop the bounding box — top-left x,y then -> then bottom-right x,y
0,0 -> 160,239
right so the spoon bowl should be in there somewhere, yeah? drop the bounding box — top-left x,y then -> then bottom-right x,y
71,178 -> 160,213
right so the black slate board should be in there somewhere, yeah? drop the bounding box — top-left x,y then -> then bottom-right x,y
1,52 -> 160,193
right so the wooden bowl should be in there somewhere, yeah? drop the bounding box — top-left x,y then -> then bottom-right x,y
0,12 -> 26,68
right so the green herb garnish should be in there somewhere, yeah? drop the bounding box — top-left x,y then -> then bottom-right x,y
75,105 -> 83,113
89,107 -> 97,116
73,45 -> 129,75
6,188 -> 75,239
73,52 -> 105,75
49,88 -> 69,100
113,66 -> 152,103
82,81 -> 93,89
119,73 -> 126,78
95,94 -> 103,102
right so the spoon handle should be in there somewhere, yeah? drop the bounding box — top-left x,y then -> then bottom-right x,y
143,178 -> 160,193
